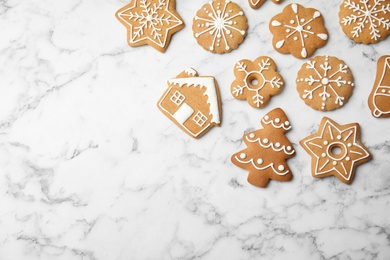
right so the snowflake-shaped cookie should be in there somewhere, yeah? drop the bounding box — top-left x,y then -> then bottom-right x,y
339,0 -> 390,44
269,3 -> 328,59
231,56 -> 284,108
296,56 -> 354,111
300,117 -> 371,185
192,0 -> 248,54
116,0 -> 184,52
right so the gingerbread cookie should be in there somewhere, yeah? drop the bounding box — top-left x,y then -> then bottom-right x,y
296,55 -> 354,111
300,117 -> 371,185
157,68 -> 222,138
269,3 -> 328,59
339,0 -> 390,44
116,0 -> 184,53
368,55 -> 390,118
231,108 -> 295,188
248,0 -> 283,10
192,0 -> 248,54
231,56 -> 284,108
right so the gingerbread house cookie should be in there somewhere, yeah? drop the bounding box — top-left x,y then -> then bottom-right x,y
157,68 -> 222,138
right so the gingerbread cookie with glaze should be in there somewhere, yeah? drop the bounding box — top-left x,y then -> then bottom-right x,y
269,3 -> 328,59
339,0 -> 390,44
368,55 -> 390,118
231,108 -> 295,188
116,0 -> 184,52
231,56 -> 284,108
300,117 -> 371,185
192,0 -> 248,54
248,0 -> 283,10
296,55 -> 354,111
157,68 -> 222,138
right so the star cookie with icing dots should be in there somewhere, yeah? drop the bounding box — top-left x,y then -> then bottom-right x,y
116,0 -> 184,52
269,3 -> 328,59
300,117 -> 372,185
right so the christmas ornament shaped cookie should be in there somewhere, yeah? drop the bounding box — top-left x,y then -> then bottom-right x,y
231,108 -> 295,188
300,117 -> 372,185
339,0 -> 390,44
192,0 -> 248,54
157,68 -> 222,138
269,3 -> 328,59
368,55 -> 390,118
296,55 -> 354,111
249,0 -> 283,10
231,56 -> 284,108
115,0 -> 184,52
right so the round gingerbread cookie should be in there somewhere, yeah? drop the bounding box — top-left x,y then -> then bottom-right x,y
269,3 -> 328,59
193,0 -> 248,54
339,0 -> 390,44
296,55 -> 354,111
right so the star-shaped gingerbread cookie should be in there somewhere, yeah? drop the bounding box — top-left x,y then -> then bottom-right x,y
300,117 -> 371,185
116,0 -> 184,52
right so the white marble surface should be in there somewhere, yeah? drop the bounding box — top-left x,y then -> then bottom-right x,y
0,0 -> 389,259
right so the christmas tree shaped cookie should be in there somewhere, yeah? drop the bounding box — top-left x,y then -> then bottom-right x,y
231,108 -> 295,188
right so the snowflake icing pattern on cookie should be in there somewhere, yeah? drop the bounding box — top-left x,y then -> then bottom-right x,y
193,0 -> 248,54
297,56 -> 354,111
340,0 -> 390,44
231,57 -> 284,108
269,3 -> 328,59
116,0 -> 184,52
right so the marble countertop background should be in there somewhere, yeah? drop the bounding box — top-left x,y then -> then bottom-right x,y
0,0 -> 389,259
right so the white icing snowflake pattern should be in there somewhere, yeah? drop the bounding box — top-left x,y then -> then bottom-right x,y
341,0 -> 390,42
270,3 -> 328,58
297,56 -> 354,111
193,0 -> 247,53
232,57 -> 283,108
116,0 -> 183,48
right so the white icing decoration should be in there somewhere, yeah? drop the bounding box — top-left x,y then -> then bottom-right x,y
272,20 -> 282,26
257,158 -> 263,164
262,117 -> 292,131
184,68 -> 197,76
172,103 -> 194,125
231,57 -> 284,108
302,119 -> 371,181
194,0 -> 246,52
273,4 -> 327,58
275,40 -> 285,48
317,33 -> 328,40
168,77 -> 220,124
240,153 -> 246,159
116,0 -> 183,48
299,56 -> 353,110
245,135 -> 295,155
234,156 -> 289,176
370,57 -> 390,117
278,165 -> 285,171
341,0 -> 390,41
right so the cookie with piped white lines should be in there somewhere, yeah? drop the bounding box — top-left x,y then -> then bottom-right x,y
193,0 -> 248,54
269,3 -> 328,59
248,0 -> 284,10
